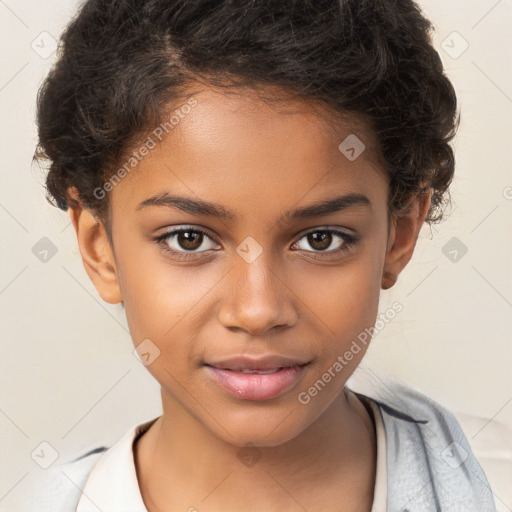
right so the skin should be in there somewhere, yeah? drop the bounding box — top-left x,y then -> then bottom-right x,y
68,85 -> 431,512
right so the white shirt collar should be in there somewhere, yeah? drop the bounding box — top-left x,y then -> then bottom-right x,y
76,400 -> 387,511
76,417 -> 158,512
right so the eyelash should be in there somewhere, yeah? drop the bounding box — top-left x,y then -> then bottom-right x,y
154,226 -> 358,261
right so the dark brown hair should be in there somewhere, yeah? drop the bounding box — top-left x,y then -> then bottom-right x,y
35,0 -> 459,229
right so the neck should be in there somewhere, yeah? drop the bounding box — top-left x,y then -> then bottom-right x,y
135,387 -> 376,512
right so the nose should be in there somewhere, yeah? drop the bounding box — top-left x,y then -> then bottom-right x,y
218,248 -> 298,336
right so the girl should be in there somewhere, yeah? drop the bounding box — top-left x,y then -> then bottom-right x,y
10,0 -> 509,510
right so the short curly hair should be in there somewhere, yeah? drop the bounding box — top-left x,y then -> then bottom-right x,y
35,0 -> 459,228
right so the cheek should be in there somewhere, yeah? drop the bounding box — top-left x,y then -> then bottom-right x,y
291,257 -> 383,409
115,239 -> 225,377
111,215 -> 201,338
295,251 -> 383,351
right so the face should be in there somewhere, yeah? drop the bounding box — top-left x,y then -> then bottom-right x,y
71,85 -> 428,447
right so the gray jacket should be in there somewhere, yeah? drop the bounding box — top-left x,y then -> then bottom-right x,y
352,381 -> 497,511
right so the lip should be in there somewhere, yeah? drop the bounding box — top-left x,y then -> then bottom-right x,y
205,354 -> 310,372
204,361 -> 310,401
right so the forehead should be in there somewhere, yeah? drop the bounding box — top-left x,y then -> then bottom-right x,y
169,84 -> 383,164
110,85 -> 389,220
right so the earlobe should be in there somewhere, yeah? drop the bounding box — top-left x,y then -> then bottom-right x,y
67,188 -> 123,304
381,190 -> 432,290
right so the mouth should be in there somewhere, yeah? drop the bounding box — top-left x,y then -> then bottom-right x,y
204,361 -> 310,401
215,366 -> 300,374
204,354 -> 310,372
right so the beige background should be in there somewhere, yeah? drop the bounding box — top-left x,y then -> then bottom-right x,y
1,0 -> 511,507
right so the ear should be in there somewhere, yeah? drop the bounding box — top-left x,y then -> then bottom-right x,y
381,189 -> 432,290
67,187 -> 123,304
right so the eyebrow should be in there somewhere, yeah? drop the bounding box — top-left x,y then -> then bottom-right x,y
136,191 -> 371,221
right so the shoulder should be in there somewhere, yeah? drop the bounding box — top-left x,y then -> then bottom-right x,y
453,409 -> 512,512
349,378 -> 509,510
1,447 -> 107,512
3,417 -> 159,512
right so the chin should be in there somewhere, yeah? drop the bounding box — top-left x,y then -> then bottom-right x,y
204,406 -> 312,449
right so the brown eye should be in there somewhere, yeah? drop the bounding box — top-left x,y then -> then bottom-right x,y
176,230 -> 204,251
292,228 -> 357,257
306,232 -> 332,251
157,227 -> 220,254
